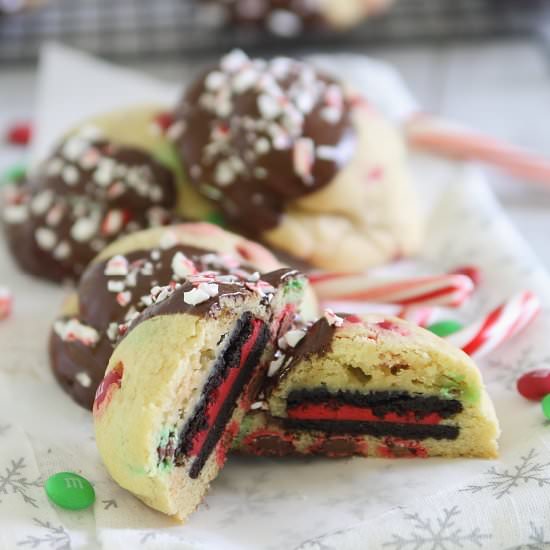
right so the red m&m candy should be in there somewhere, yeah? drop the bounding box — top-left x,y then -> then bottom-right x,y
6,122 -> 32,146
516,369 -> 550,401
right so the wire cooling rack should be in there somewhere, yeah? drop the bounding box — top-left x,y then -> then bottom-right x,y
0,0 -> 547,64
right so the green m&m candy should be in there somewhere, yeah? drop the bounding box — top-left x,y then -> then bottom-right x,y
45,472 -> 95,510
1,163 -> 26,185
541,394 -> 550,420
427,320 -> 464,338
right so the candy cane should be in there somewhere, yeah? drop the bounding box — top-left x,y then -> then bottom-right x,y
319,300 -> 437,327
310,272 -> 474,308
406,115 -> 550,187
396,306 -> 437,327
446,291 -> 540,358
0,287 -> 13,320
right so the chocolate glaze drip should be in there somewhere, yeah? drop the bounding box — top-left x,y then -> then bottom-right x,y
286,389 -> 464,420
173,50 -> 355,234
275,316 -> 336,384
3,129 -> 177,281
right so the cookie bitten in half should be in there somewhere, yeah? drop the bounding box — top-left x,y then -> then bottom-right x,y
234,312 -> 500,459
93,267 -> 306,521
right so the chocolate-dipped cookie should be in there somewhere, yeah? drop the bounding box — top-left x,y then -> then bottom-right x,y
93,266 -> 306,521
50,222 -> 319,409
171,50 -> 422,272
212,0 -> 393,36
233,312 -> 500,458
2,106 -> 212,282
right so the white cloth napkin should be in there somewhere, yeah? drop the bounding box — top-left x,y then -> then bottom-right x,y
0,44 -> 548,550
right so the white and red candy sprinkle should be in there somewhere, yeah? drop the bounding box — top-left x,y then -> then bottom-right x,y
104,255 -> 129,277
0,287 -> 13,320
54,318 -> 100,347
323,309 -> 344,327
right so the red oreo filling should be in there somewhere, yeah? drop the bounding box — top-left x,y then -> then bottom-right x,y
283,389 -> 463,441
288,401 -> 443,425
176,313 -> 270,478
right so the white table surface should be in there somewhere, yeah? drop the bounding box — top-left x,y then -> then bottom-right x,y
1,38 -> 549,266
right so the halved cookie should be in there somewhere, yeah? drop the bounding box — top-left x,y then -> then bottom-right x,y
234,312 -> 500,459
93,268 -> 305,520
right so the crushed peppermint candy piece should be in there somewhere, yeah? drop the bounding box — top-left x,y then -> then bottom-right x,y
30,190 -> 53,215
154,285 -> 176,304
258,94 -> 281,120
183,286 -> 212,306
283,329 -> 306,348
35,227 -> 57,250
221,49 -> 249,73
324,309 -> 344,327
75,371 -> 92,388
3,204 -> 28,224
0,287 -> 12,320
107,280 -> 126,293
293,137 -> 315,183
250,401 -> 266,410
71,216 -> 99,243
54,318 -> 100,346
101,209 -> 126,236
159,230 -> 178,250
104,255 -> 129,277
116,291 -> 132,307
171,251 -> 197,279
197,282 -> 219,297
267,353 -> 285,377
106,322 -> 119,341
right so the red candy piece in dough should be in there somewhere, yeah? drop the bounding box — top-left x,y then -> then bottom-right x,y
6,122 -> 32,146
153,112 -> 174,132
0,287 -> 12,320
517,369 -> 550,401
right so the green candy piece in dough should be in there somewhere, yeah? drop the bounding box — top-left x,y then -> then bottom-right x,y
45,472 -> 95,510
205,211 -> 226,227
541,394 -> 550,419
427,320 -> 464,338
1,163 -> 26,185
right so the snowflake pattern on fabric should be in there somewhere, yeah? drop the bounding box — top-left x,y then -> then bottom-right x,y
17,518 -> 71,549
102,498 -> 118,510
382,506 -> 491,550
463,449 -> 550,499
0,457 -> 42,508
505,521 -> 550,550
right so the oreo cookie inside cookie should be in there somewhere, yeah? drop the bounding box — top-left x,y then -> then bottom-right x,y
175,312 -> 270,478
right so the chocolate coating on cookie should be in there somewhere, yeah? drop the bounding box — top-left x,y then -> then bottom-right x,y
172,50 -> 355,233
269,315 -> 337,385
124,267 -> 300,334
50,236 -> 301,409
50,243 -> 253,408
3,127 -> 177,281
